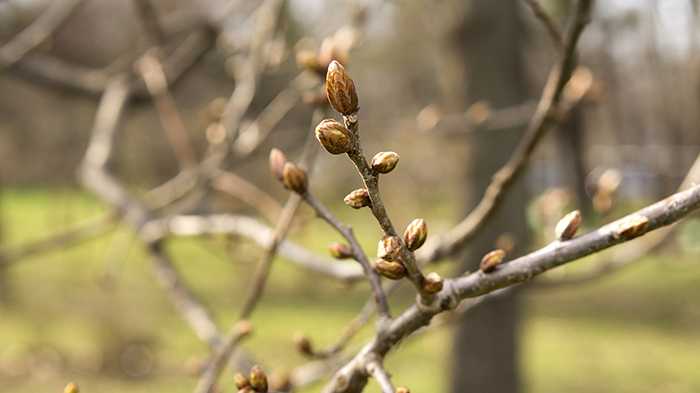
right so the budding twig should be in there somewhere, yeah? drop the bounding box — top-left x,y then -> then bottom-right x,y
420,0 -> 593,266
303,192 -> 392,323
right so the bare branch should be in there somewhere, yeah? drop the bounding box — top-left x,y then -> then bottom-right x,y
136,53 -> 198,170
304,192 -> 392,323
0,0 -> 85,69
211,171 -> 283,222
325,183 -> 700,393
0,212 -> 115,264
521,0 -> 566,50
419,0 -> 593,265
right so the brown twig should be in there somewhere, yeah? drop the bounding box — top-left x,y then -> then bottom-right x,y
304,192 -> 392,323
0,0 -> 86,69
521,0 -> 566,50
344,117 -> 431,304
136,53 -> 198,170
324,183 -> 700,393
0,212 -> 115,264
419,0 -> 592,265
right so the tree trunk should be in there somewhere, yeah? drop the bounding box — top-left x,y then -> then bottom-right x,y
450,1 -> 527,392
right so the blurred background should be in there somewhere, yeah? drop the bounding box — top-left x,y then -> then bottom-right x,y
1,0 -> 700,392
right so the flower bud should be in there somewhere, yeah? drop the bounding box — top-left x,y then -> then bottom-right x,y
249,365 -> 268,393
555,210 -> 581,241
237,387 -> 254,393
480,249 -> 505,273
344,188 -> 370,209
234,373 -> 250,389
328,242 -> 354,259
269,148 -> 288,182
371,151 -> 399,174
395,386 -> 410,393
283,162 -> 308,194
375,259 -> 407,280
326,60 -> 359,115
315,119 -> 354,154
296,50 -> 323,75
422,272 -> 443,294
614,214 -> 649,240
64,382 -> 80,393
377,235 -> 402,262
403,218 -> 427,251
293,332 -> 313,356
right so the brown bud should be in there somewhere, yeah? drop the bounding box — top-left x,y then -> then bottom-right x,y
614,215 -> 649,240
283,162 -> 308,194
234,319 -> 253,337
64,382 -> 80,393
344,188 -> 370,209
403,218 -> 428,251
480,249 -> 505,273
371,151 -> 399,174
293,332 -> 313,356
237,387 -> 254,393
555,210 -> 582,241
249,365 -> 268,393
234,373 -> 250,389
395,386 -> 410,393
326,60 -> 359,115
329,242 -> 354,259
377,235 -> 402,262
375,259 -> 407,280
269,148 -> 288,182
315,119 -> 355,154
422,272 -> 443,294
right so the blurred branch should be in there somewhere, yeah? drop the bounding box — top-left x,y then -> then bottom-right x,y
419,0 -> 592,265
534,148 -> 700,287
304,192 -> 392,323
211,171 -> 283,223
0,212 -> 115,265
136,52 -> 198,170
0,0 -> 85,69
521,0 -> 565,50
366,358 -> 395,393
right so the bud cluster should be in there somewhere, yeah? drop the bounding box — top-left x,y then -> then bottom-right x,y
236,365 -> 268,393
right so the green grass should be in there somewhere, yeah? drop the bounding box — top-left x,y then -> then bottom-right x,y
1,188 -> 700,392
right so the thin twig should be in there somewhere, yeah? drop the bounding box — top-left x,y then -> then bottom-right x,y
521,0 -> 566,50
304,192 -> 392,323
211,171 -> 283,223
137,53 -> 198,170
344,117 -> 431,304
325,183 -> 700,393
0,0 -> 85,69
419,0 -> 592,265
0,212 -> 115,264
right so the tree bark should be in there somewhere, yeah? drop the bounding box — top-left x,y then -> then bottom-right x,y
450,1 -> 527,392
